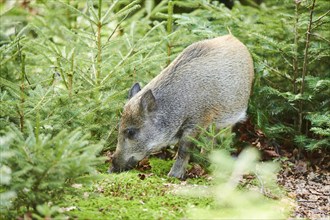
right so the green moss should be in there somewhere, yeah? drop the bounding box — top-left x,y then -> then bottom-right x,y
149,157 -> 174,176
63,170 -> 214,219
61,158 -> 287,219
148,158 -> 211,184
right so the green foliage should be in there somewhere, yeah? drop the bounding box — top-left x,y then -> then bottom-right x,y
32,204 -> 66,220
182,148 -> 292,219
0,123 -> 104,218
246,0 -> 330,150
0,0 -> 171,149
189,125 -> 235,166
0,157 -> 16,213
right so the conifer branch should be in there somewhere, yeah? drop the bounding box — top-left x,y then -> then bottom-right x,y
17,37 -> 25,133
56,58 -> 68,89
104,13 -> 129,49
299,0 -> 316,134
68,52 -> 74,97
312,9 -> 330,24
293,0 -> 300,129
310,33 -> 330,43
301,0 -> 316,94
311,20 -> 328,31
293,1 -> 300,95
96,10 -> 102,86
167,0 -> 173,66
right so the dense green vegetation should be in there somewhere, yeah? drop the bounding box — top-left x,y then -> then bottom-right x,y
0,0 -> 329,218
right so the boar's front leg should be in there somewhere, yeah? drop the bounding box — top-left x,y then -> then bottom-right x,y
168,137 -> 192,179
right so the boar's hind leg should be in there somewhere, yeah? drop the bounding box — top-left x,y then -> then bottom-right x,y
168,137 -> 192,179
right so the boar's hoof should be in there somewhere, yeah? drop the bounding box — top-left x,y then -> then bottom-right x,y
108,166 -> 118,173
168,168 -> 186,180
108,167 -> 114,173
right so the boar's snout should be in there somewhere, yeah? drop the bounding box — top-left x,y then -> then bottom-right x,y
108,153 -> 139,173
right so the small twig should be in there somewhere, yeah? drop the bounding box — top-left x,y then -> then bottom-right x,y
55,59 -> 68,89
263,62 -> 294,82
278,48 -> 293,68
104,13 -> 129,47
297,200 -> 317,203
311,20 -> 328,31
101,47 -> 135,84
68,51 -> 74,97
312,9 -> 330,24
310,33 -> 330,43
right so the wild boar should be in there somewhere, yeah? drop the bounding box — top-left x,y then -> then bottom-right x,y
109,35 -> 254,179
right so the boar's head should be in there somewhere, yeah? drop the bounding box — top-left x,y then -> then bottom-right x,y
109,83 -> 171,173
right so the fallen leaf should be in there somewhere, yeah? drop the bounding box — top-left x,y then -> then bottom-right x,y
136,158 -> 151,171
59,206 -> 77,212
187,164 -> 206,178
71,183 -> 83,189
138,173 -> 153,180
263,149 -> 280,157
295,160 -> 308,174
138,173 -> 146,180
83,192 -> 89,199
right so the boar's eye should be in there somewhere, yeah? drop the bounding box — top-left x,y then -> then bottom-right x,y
125,128 -> 137,139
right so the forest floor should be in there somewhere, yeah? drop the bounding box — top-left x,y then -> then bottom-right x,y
278,159 -> 329,219
98,150 -> 328,219
60,149 -> 329,220
152,148 -> 330,220
61,120 -> 329,219
235,120 -> 330,220
62,158 -> 216,219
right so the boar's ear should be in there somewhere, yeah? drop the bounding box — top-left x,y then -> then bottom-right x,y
128,82 -> 141,99
140,90 -> 157,112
